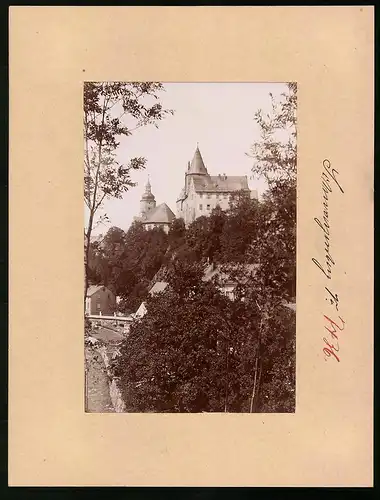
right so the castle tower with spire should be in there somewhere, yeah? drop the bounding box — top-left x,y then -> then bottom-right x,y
139,177 -> 156,219
176,144 -> 257,226
134,176 -> 175,233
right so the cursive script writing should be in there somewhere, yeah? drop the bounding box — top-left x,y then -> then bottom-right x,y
312,160 -> 344,279
312,159 -> 346,362
322,312 -> 346,362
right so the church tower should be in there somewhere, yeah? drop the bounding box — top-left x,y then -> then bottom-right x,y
139,177 -> 156,220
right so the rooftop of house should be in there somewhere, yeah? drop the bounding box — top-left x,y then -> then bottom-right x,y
202,263 -> 258,285
89,234 -> 104,243
149,281 -> 169,295
143,203 -> 176,224
144,264 -> 258,297
137,268 -> 295,314
87,285 -> 111,297
192,175 -> 250,193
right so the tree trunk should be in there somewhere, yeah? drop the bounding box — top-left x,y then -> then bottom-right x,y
224,346 -> 229,413
250,307 -> 264,413
249,354 -> 259,413
252,361 -> 262,413
84,211 -> 94,312
84,93 -> 108,311
84,363 -> 88,412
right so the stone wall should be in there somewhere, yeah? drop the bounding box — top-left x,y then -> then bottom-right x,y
98,345 -> 126,413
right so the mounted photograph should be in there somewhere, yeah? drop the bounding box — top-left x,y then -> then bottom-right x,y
84,82 -> 297,413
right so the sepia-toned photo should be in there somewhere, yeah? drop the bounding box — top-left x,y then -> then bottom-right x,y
84,82 -> 297,413
9,4 -> 373,487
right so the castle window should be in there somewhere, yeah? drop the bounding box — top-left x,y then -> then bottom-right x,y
207,194 -> 211,199
199,204 -> 203,210
207,204 -> 211,210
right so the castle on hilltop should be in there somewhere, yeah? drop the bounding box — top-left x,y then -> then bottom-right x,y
135,145 -> 258,231
176,145 -> 257,226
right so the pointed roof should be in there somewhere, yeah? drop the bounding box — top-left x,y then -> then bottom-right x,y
188,145 -> 208,175
141,177 -> 155,201
143,203 -> 175,224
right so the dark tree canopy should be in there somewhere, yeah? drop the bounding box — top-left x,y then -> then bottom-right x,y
84,81 -> 174,303
88,223 -> 170,313
247,82 -> 297,186
113,259 -> 295,413
93,84 -> 297,413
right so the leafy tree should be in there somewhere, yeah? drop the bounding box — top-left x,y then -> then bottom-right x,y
254,181 -> 296,300
140,227 -> 169,279
84,82 -> 174,304
112,213 -> 296,413
184,215 -> 211,263
167,218 -> 186,252
239,82 -> 297,412
218,190 -> 259,263
114,261 -> 239,412
93,223 -> 170,314
98,226 -> 126,292
176,208 -> 228,265
206,206 -> 228,263
87,240 -> 104,285
168,199 -> 259,267
247,82 -> 296,185
88,83 -> 297,414
246,82 -> 297,301
113,259 -> 295,414
258,305 -> 296,412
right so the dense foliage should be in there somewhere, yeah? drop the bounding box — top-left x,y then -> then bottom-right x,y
84,82 -> 174,302
88,222 -> 169,313
114,261 -> 261,412
113,254 -> 295,413
103,175 -> 295,412
87,191 -> 261,310
90,83 -> 297,412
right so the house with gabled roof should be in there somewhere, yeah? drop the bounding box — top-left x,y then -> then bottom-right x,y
85,284 -> 116,316
134,281 -> 169,319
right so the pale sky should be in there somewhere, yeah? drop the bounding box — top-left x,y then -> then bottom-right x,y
88,82 -> 289,236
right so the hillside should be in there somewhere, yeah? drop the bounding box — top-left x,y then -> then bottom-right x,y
88,184 -> 295,316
